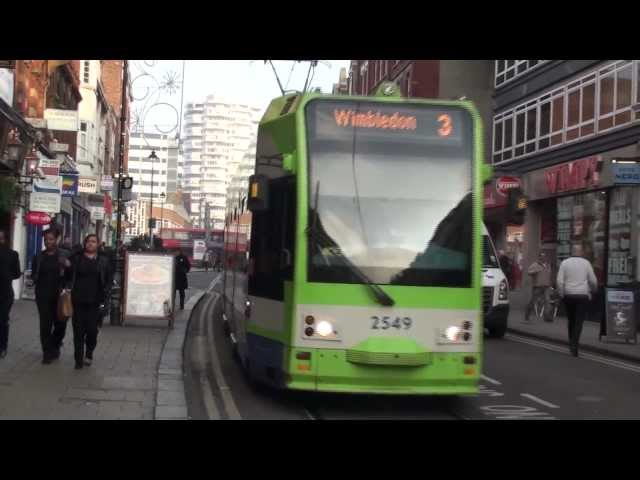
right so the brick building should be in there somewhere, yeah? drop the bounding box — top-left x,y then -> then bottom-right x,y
345,59 -> 495,166
101,60 -> 131,174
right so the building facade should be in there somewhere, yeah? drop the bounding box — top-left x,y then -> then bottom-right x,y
488,60 -> 640,324
181,96 -> 261,229
346,60 -> 494,164
125,131 -> 179,236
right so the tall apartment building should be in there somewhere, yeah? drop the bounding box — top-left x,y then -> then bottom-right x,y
181,95 -> 261,229
125,132 -> 179,235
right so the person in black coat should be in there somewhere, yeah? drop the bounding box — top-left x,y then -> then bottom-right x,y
31,226 -> 69,364
174,249 -> 191,310
63,234 -> 112,369
0,230 -> 21,359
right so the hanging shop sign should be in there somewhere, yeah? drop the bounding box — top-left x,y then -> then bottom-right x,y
78,177 -> 98,194
30,175 -> 62,213
61,175 -> 79,197
90,206 -> 105,221
100,176 -> 113,191
25,211 -> 52,225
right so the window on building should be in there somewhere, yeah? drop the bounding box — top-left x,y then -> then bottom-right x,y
493,60 -> 639,164
494,60 -> 548,88
83,61 -> 90,84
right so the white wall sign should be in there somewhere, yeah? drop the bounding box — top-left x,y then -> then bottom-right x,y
49,143 -> 69,153
31,176 -> 62,213
78,177 -> 98,193
26,118 -> 47,129
0,68 -> 14,105
90,206 -> 105,221
44,109 -> 79,132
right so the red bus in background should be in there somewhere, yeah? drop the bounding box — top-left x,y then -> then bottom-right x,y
159,228 -> 224,265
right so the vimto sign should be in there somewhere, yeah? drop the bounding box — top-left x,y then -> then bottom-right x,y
496,176 -> 521,196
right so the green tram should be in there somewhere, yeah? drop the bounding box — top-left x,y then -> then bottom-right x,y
222,82 -> 492,395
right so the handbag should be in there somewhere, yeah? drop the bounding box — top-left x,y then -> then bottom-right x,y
57,255 -> 76,322
57,290 -> 73,321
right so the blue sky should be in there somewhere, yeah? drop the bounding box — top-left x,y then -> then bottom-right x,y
129,60 -> 350,136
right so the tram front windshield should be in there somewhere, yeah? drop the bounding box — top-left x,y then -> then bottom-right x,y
305,100 -> 474,288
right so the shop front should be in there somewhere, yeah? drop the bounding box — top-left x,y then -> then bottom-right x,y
484,175 -> 525,288
521,148 -> 640,323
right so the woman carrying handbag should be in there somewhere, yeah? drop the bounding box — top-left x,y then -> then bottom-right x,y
63,234 -> 112,370
31,227 -> 70,364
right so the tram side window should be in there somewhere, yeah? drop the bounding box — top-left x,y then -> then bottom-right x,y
248,176 -> 296,301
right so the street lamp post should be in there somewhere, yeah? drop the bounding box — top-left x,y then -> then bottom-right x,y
160,192 -> 166,237
148,150 -> 157,244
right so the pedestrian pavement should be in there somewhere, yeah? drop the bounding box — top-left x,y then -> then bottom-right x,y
0,286 -> 201,420
506,288 -> 640,364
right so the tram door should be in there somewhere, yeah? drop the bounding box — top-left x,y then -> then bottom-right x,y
245,175 -> 296,349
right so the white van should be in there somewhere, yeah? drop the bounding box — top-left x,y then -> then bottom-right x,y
482,224 -> 510,338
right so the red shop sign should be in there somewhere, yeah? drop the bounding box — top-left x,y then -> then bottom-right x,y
25,211 -> 52,225
545,156 -> 600,195
496,176 -> 521,196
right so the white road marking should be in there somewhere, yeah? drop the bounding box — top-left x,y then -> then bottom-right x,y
208,274 -> 222,292
204,294 -> 242,420
303,409 -> 316,420
506,333 -> 640,374
481,374 -> 502,385
521,393 -> 560,409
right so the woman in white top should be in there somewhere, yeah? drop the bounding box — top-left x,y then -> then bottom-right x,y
556,244 -> 598,357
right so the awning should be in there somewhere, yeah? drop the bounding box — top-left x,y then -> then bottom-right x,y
0,97 -> 55,159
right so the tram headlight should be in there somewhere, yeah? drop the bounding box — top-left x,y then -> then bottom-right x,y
445,326 -> 461,342
499,279 -> 508,300
316,320 -> 334,337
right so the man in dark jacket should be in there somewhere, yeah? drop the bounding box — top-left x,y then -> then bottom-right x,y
174,249 -> 191,310
0,230 -> 21,358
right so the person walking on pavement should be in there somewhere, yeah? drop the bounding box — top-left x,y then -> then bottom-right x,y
63,234 -> 112,369
203,250 -> 211,272
0,230 -> 21,359
524,251 -> 553,322
174,249 -> 191,310
32,227 -> 69,364
556,244 -> 598,357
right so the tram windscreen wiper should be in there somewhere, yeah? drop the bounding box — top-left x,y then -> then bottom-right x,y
307,180 -> 395,307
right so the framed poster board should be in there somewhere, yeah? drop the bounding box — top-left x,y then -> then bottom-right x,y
124,252 -> 175,327
603,288 -> 637,343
